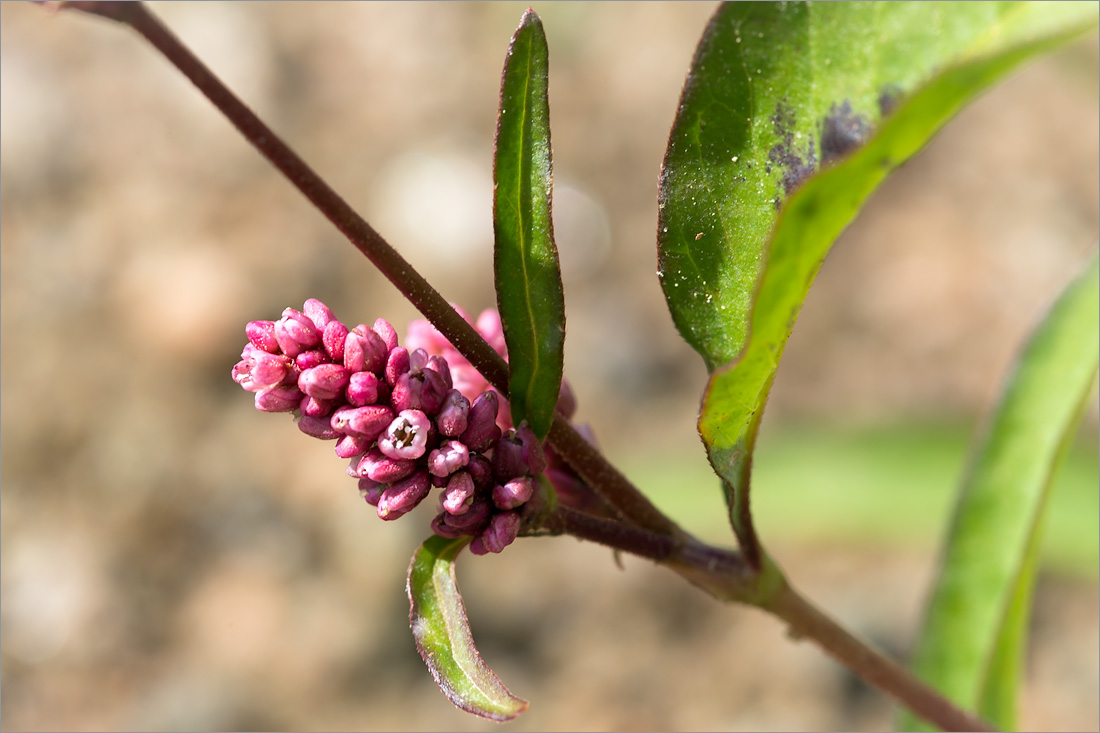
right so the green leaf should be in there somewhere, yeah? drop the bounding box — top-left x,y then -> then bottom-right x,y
407,535 -> 529,722
899,254 -> 1099,731
657,1 -> 1097,548
493,8 -> 566,440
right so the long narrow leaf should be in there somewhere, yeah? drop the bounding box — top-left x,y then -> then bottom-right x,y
900,254 -> 1099,730
493,8 -> 565,440
408,536 -> 528,721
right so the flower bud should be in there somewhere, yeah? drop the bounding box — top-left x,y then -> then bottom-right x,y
303,298 -> 336,331
344,329 -> 388,375
298,363 -> 350,401
299,395 -> 335,418
274,307 -> 321,358
492,432 -> 526,483
358,447 -> 416,483
439,497 -> 491,531
426,355 -> 453,390
335,434 -> 371,459
385,347 -> 410,387
430,514 -> 468,538
377,470 -> 431,520
233,347 -> 289,392
377,410 -> 431,460
493,477 -> 535,510
346,371 -> 380,407
470,511 -> 521,555
436,390 -> 470,437
461,391 -> 501,452
331,404 -> 393,441
294,348 -> 328,371
372,318 -> 399,352
322,320 -> 349,363
391,369 -> 447,414
428,440 -> 469,478
441,471 -> 476,515
359,478 -> 385,506
466,454 -> 494,489
254,385 -> 302,412
297,414 -> 340,440
245,320 -> 279,354
516,425 -> 547,476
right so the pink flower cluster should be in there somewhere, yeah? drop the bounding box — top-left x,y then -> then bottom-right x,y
231,299 -> 545,554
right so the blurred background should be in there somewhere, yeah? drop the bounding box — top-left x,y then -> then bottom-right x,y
2,2 -> 1096,730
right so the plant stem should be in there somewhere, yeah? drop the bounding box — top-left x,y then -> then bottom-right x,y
81,0 -> 673,537
552,504 -> 993,733
763,582 -> 995,733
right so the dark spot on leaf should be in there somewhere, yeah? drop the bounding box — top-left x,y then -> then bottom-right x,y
768,99 -> 817,208
878,84 -> 903,117
820,100 -> 871,165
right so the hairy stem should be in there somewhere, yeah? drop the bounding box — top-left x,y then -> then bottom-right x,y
86,0 -> 672,537
763,583 -> 995,732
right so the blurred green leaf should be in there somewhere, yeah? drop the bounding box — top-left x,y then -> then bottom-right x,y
493,8 -> 565,440
408,536 -> 528,721
900,254 -> 1099,731
656,1 -> 1097,549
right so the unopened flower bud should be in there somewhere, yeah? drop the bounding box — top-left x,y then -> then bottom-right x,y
492,432 -> 526,482
470,511 -> 521,555
377,470 -> 431,520
344,328 -> 388,375
440,497 -> 491,530
245,320 -> 279,354
335,434 -> 371,459
331,404 -> 393,441
233,347 -> 290,392
466,454 -> 494,489
255,385 -> 302,412
426,355 -> 453,390
385,347 -> 410,387
516,425 -> 547,476
431,512 -> 468,539
298,363 -> 350,401
274,307 -> 321,358
297,414 -> 340,440
346,371 -> 380,407
436,390 -> 470,437
461,391 -> 501,452
299,395 -> 335,418
303,298 -> 337,331
428,440 -> 470,478
493,477 -> 535,510
295,349 -> 328,371
378,410 -> 431,460
391,370 -> 447,414
441,471 -> 476,515
322,320 -> 349,363
372,318 -> 399,352
358,477 -> 385,506
358,447 -> 416,483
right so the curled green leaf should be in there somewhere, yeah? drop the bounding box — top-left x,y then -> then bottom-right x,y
408,535 -> 528,721
658,1 -> 1097,554
901,254 -> 1099,731
493,8 -> 566,440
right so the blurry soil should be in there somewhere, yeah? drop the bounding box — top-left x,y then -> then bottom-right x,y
2,3 -> 1097,731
